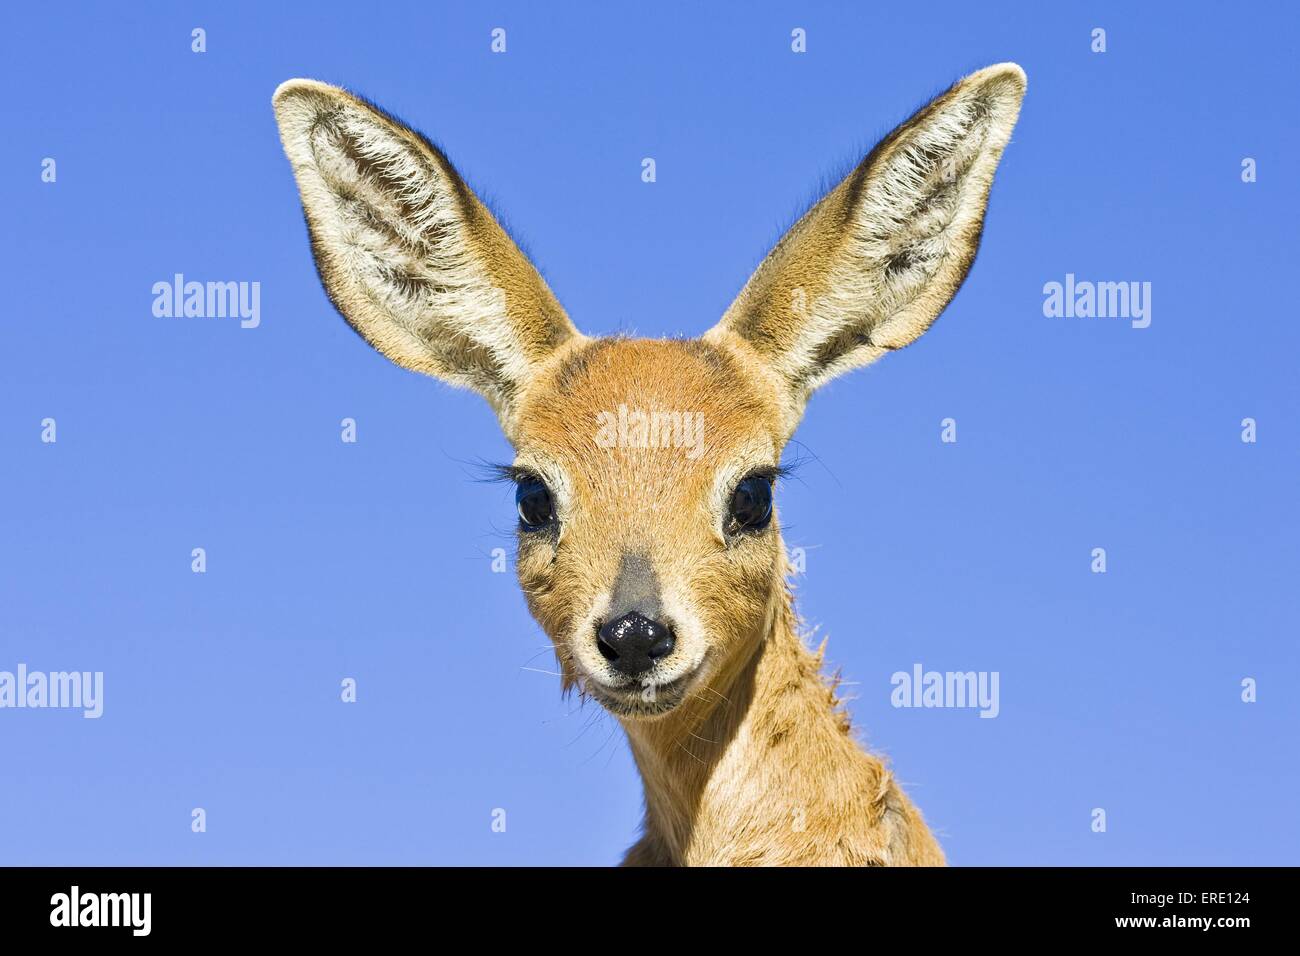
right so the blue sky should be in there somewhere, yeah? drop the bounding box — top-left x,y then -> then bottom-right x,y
1,1 -> 1296,865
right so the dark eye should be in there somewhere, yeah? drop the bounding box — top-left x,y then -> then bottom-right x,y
516,478 -> 555,530
728,475 -> 773,532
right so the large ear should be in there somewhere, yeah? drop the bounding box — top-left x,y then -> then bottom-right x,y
705,63 -> 1025,434
272,79 -> 583,438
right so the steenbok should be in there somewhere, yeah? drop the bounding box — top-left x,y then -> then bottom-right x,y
274,63 -> 1025,865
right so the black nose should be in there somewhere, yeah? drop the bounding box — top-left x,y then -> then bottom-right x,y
596,611 -> 675,676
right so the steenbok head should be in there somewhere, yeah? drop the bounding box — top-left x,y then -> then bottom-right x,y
273,64 -> 1025,723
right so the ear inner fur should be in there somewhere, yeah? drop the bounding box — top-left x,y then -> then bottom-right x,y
706,63 -> 1026,434
272,78 -> 583,437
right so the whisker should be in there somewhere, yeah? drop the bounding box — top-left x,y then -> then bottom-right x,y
674,740 -> 706,766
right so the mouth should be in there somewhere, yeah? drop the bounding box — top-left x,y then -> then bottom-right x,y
582,664 -> 705,720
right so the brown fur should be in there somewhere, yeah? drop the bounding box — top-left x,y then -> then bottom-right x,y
273,64 -> 1026,866
513,339 -> 943,865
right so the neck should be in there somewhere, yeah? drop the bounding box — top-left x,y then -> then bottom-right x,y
619,583 -> 945,866
620,587 -> 842,865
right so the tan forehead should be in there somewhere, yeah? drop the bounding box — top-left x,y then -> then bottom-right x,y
516,337 -> 782,469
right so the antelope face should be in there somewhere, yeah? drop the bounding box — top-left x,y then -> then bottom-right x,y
273,65 -> 1024,721
508,338 -> 789,718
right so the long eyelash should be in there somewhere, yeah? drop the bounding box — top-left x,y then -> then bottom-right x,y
750,464 -> 794,483
778,441 -> 829,489
476,460 -> 537,485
